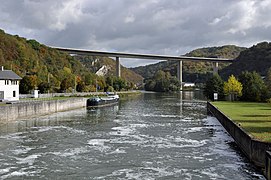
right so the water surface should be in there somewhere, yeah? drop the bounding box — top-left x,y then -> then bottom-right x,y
0,92 -> 264,179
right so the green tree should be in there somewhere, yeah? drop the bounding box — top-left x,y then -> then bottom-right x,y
144,70 -> 180,92
38,82 -> 50,93
19,76 -> 32,94
60,78 -> 74,92
113,77 -> 127,91
224,75 -> 242,101
76,81 -> 86,92
203,74 -> 224,100
84,73 -> 94,86
239,71 -> 268,102
19,75 -> 37,94
106,76 -> 114,87
145,79 -> 156,91
27,39 -> 40,51
265,67 -> 271,92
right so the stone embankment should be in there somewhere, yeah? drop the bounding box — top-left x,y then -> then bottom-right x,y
0,91 -> 141,123
0,98 -> 87,123
207,102 -> 271,179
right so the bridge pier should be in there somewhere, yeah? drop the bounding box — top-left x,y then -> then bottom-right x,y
116,57 -> 121,78
213,62 -> 219,74
177,60 -> 183,90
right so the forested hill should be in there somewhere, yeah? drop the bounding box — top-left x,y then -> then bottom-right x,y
220,42 -> 271,78
131,45 -> 246,82
0,29 -> 143,92
0,29 -> 90,86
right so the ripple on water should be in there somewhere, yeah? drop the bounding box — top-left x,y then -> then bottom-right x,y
87,139 -> 111,152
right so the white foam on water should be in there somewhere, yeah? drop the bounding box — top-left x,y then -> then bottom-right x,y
109,137 -> 146,146
1,168 -> 38,179
104,166 -> 177,179
0,167 -> 12,175
184,127 -> 205,134
129,123 -> 149,128
200,168 -> 226,179
15,154 -> 41,166
62,126 -> 86,134
11,147 -> 33,155
143,166 -> 174,177
87,139 -> 111,152
142,114 -> 181,118
173,169 -> 193,179
110,126 -> 134,136
0,132 -> 26,142
2,171 -> 28,178
51,147 -> 89,157
185,155 -> 213,162
108,148 -> 126,154
33,126 -> 56,133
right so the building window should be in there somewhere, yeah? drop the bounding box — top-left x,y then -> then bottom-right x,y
5,80 -> 9,85
13,91 -> 16,97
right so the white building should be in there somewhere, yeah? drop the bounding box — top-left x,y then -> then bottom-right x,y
183,82 -> 195,87
0,66 -> 22,101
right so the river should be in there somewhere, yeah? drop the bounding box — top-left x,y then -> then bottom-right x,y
0,92 -> 265,179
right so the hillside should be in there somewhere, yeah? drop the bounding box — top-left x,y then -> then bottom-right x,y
0,29 -> 142,92
131,45 -> 246,82
75,56 -> 143,84
0,29 -> 94,88
220,42 -> 271,78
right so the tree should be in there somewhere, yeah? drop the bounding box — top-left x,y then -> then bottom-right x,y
203,74 -> 224,100
113,77 -> 127,91
60,78 -> 73,92
239,71 -> 268,102
38,82 -> 50,93
265,67 -> 271,93
144,70 -> 180,92
76,81 -> 86,92
19,75 -> 37,94
145,79 -> 156,91
224,75 -> 242,101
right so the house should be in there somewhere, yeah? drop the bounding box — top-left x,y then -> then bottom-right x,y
0,66 -> 22,101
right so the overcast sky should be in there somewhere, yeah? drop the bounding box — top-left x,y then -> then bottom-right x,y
1,0 -> 271,67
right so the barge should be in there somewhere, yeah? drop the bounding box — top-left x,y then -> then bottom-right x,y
87,94 -> 119,108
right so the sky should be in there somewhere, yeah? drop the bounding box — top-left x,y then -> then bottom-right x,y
1,0 -> 271,67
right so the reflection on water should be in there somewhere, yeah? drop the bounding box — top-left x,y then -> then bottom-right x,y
0,92 -> 265,179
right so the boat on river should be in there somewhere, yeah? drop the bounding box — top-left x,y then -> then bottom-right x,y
86,94 -> 119,108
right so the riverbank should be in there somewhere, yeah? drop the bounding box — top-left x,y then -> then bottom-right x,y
0,98 -> 87,123
0,91 -> 141,123
207,102 -> 271,178
212,101 -> 271,142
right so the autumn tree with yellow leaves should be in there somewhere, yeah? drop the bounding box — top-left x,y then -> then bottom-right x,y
224,75 -> 243,101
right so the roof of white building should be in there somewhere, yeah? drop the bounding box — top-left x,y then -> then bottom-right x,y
0,70 -> 22,80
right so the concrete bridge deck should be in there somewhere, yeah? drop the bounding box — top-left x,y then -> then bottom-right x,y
53,47 -> 234,89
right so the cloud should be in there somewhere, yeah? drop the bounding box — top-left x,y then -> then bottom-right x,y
0,0 -> 271,67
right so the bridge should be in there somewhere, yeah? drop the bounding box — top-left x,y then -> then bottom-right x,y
53,47 -> 234,89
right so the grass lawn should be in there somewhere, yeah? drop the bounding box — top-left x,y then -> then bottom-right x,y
212,101 -> 271,142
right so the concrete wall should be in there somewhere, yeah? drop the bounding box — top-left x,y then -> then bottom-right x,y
0,98 -> 87,123
207,102 -> 271,169
266,151 -> 271,180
